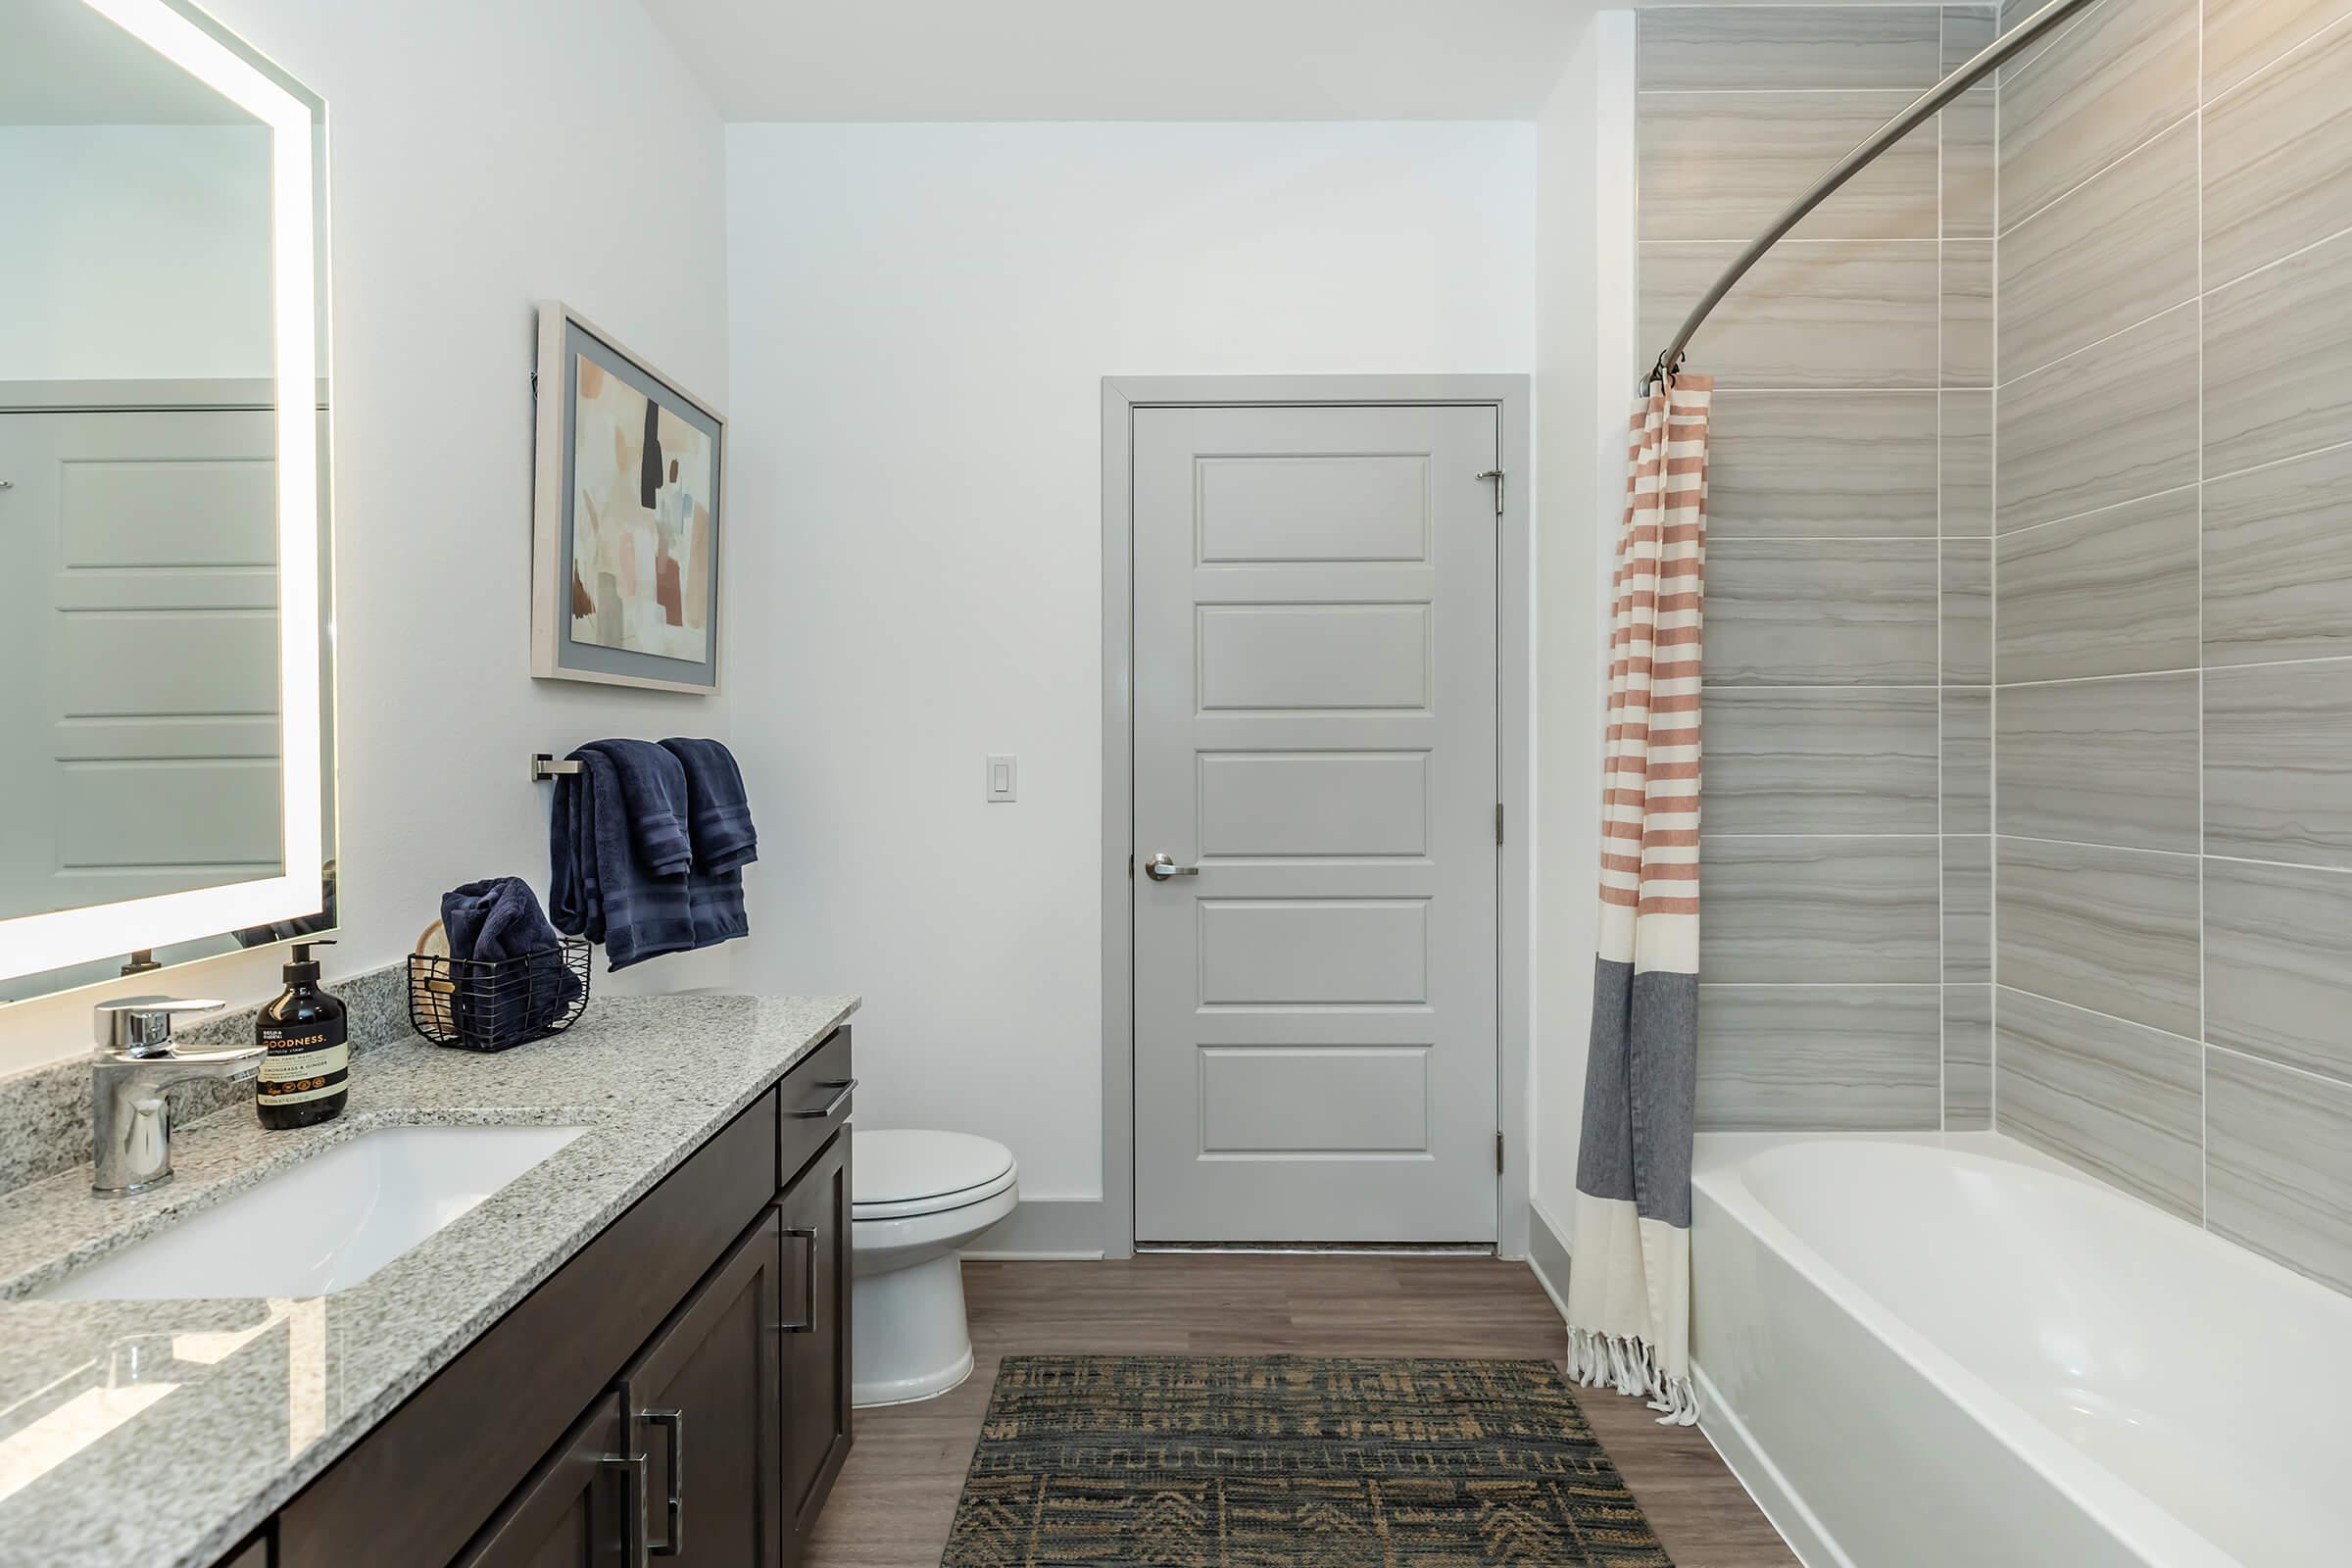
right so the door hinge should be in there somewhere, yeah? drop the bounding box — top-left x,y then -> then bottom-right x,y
1495,1131 -> 1506,1174
1494,803 -> 1504,846
1476,468 -> 1505,517
1127,853 -> 1134,880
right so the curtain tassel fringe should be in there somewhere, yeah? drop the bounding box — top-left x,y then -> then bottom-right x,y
1567,1326 -> 1701,1427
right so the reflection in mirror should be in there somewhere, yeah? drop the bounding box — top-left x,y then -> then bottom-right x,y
0,0 -> 334,1004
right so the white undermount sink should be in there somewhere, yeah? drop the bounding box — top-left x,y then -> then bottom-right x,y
35,1125 -> 587,1301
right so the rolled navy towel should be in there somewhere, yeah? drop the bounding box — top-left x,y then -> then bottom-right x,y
440,875 -> 580,1039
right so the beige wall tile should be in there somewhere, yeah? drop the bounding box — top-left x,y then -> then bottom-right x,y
2207,1049 -> 2352,1294
2000,0 -> 2196,228
1703,838 -> 1942,982
1642,91 -> 1939,242
1995,671 -> 2200,852
1697,984 -> 1943,1130
1708,391 -> 1939,539
1941,90 -> 1997,238
1707,540 -> 1940,684
2205,657 -> 2352,870
2205,14 -> 2352,288
1997,302 -> 2198,531
1995,836 -> 2201,1036
1640,6 -> 1942,91
2207,0 -> 2352,102
1995,487 -> 2201,682
2207,858 -> 2352,1084
1939,390 -> 1993,534
1941,687 -> 1992,832
1997,986 -> 2204,1220
1705,689 -> 1942,834
1943,984 -> 1993,1129
1942,536 -> 1993,683
1999,118 -> 2198,379
2204,441 -> 2352,666
2206,228 -> 2352,476
1642,240 -> 1940,390
1941,239 -> 1994,386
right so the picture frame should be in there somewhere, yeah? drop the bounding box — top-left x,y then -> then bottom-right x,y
530,300 -> 725,694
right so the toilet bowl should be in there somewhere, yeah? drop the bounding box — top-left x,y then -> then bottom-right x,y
850,1129 -> 1017,1407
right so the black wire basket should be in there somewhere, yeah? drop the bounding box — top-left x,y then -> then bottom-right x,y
408,939 -> 592,1052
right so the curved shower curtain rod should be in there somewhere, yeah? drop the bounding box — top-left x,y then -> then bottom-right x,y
1642,0 -> 2102,393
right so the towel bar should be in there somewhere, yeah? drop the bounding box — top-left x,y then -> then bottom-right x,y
531,753 -> 583,782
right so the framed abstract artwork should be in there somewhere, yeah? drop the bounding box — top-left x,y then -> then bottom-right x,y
530,301 -> 725,693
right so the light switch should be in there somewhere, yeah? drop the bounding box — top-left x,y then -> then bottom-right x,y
986,754 -> 1017,803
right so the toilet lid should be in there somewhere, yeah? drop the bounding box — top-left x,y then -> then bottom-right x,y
853,1130 -> 1016,1216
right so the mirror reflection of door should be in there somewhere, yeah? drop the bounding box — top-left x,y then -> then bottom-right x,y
1,0 -> 300,955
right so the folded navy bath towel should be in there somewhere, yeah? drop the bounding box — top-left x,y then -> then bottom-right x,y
658,737 -> 753,947
659,738 -> 759,872
439,875 -> 580,1036
550,739 -> 751,969
550,746 -> 698,970
581,739 -> 694,876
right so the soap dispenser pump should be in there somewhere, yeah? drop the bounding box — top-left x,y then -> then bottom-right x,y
257,940 -> 349,1130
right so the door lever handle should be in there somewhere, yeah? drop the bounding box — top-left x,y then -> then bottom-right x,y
1144,854 -> 1200,882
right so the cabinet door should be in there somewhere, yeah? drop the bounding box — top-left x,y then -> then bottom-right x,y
779,1130 -> 852,1562
452,1394 -> 635,1568
618,1207 -> 785,1568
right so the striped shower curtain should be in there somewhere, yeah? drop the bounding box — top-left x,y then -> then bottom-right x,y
1567,373 -> 1712,1426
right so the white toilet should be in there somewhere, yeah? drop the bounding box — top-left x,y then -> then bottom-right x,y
850,1129 -> 1018,1407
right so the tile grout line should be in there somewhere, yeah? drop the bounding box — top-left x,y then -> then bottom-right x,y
1997,651 -> 2352,688
1989,6 -> 2002,1136
1938,0 -> 1950,1132
2196,0 -> 2209,1232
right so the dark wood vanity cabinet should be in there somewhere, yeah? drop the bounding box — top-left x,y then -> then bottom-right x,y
779,1131 -> 852,1559
269,1028 -> 854,1568
619,1206 -> 787,1568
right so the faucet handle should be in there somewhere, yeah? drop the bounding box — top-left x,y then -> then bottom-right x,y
94,996 -> 225,1055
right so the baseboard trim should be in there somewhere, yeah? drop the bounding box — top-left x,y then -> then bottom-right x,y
1692,1362 -> 1849,1568
1526,1200 -> 1573,1323
965,1198 -> 1106,1260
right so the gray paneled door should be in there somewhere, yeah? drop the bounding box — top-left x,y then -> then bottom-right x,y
1132,403 -> 1499,1243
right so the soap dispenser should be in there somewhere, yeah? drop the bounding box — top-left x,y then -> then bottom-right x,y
257,940 -> 349,1130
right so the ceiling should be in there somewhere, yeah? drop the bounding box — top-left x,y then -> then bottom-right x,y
638,0 -> 1591,122
0,0 -> 261,125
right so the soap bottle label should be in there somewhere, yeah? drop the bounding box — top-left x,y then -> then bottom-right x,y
259,1017 -> 350,1106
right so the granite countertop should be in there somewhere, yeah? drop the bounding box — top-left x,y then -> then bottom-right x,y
0,991 -> 858,1568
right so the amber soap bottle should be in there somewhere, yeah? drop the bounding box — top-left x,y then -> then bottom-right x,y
257,940 -> 350,1130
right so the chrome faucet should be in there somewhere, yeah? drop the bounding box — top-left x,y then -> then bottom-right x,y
90,997 -> 259,1197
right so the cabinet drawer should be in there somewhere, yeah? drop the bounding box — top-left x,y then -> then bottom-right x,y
778,1027 -> 853,1188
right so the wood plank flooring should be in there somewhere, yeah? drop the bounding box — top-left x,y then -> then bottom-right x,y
806,1254 -> 1794,1567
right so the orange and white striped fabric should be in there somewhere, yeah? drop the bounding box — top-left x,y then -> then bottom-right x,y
1569,373 -> 1711,1427
1598,375 -> 1710,979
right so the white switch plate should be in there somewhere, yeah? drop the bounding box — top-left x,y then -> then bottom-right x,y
986,754 -> 1017,803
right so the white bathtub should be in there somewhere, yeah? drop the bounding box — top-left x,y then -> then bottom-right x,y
1690,1133 -> 2352,1567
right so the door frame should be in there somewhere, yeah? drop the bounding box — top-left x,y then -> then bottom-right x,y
1100,373 -> 1534,1259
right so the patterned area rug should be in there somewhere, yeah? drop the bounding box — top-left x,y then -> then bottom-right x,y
941,1354 -> 1673,1566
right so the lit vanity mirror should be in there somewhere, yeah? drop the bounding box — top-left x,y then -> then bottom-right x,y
0,0 -> 333,1004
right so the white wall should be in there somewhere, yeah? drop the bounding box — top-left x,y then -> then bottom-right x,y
725,122 -> 1536,1200
0,0 -> 734,1072
1530,13 -> 1640,1243
0,124 -> 272,381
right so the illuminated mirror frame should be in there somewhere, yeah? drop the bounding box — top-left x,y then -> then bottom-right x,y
0,0 -> 323,986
